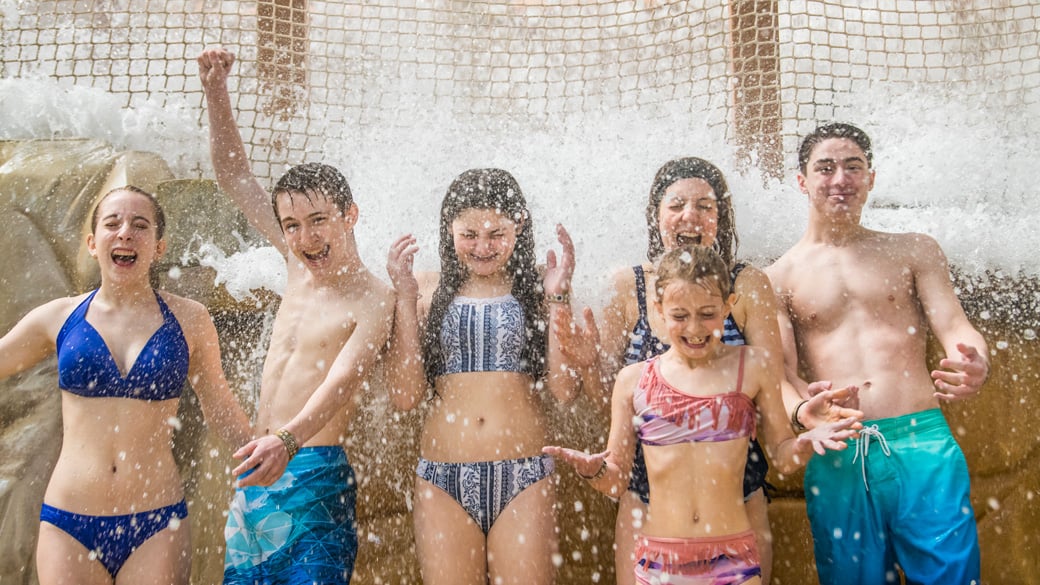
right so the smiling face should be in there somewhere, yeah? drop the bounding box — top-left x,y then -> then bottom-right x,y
657,177 -> 719,252
87,189 -> 165,281
450,207 -> 519,280
798,137 -> 876,222
275,190 -> 356,273
655,279 -> 733,361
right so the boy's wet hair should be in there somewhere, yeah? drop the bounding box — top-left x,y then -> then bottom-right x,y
422,168 -> 547,384
798,122 -> 873,174
91,185 -> 166,239
271,163 -> 354,225
654,245 -> 733,301
645,157 -> 737,269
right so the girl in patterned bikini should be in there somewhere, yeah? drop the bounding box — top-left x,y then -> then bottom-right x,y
385,168 -> 580,585
545,245 -> 860,585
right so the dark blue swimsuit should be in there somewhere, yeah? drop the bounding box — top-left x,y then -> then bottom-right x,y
42,289 -> 190,578
56,289 -> 189,400
625,264 -> 771,503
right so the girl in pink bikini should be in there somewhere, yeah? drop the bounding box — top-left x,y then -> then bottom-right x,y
545,245 -> 859,585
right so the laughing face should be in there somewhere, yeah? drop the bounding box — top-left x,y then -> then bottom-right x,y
657,178 -> 719,252
655,279 -> 733,362
87,189 -> 165,279
275,191 -> 355,274
450,207 -> 519,281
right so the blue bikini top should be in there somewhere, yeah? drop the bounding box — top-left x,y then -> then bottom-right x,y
438,294 -> 526,376
56,289 -> 189,401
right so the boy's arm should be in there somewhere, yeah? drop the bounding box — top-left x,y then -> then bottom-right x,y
766,263 -> 861,430
234,286 -> 395,486
198,48 -> 286,252
911,235 -> 990,399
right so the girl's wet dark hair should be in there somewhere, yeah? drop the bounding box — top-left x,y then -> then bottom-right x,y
654,245 -> 734,302
645,157 -> 737,269
91,185 -> 166,239
798,122 -> 873,174
271,163 -> 354,224
421,168 -> 547,384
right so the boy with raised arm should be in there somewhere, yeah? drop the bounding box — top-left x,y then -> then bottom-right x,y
766,122 -> 989,585
198,48 -> 395,584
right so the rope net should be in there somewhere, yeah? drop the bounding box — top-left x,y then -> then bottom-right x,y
3,0 -> 1038,181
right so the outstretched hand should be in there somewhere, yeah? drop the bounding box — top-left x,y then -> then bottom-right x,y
387,234 -> 420,302
932,343 -> 988,401
542,445 -> 609,479
543,224 -> 575,297
552,305 -> 601,370
801,381 -> 863,429
197,47 -> 235,89
796,416 -> 861,456
232,435 -> 291,487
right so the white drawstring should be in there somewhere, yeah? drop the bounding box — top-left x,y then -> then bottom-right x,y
851,424 -> 891,491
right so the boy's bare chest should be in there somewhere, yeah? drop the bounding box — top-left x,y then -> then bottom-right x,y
784,248 -> 917,327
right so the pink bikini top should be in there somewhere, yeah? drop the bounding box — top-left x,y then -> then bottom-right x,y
633,350 -> 757,446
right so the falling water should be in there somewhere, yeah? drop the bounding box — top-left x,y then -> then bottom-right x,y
1,2 -> 1038,584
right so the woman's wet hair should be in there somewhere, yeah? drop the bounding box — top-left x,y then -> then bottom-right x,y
421,168 -> 547,384
645,157 -> 737,269
798,122 -> 873,174
271,162 -> 354,224
654,245 -> 734,302
90,185 -> 166,239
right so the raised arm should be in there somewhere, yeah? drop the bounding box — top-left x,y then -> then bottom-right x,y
197,47 -> 286,251
0,300 -> 66,381
385,234 -> 434,411
552,266 -> 637,413
543,224 -> 580,404
911,235 -> 990,400
174,296 -> 253,448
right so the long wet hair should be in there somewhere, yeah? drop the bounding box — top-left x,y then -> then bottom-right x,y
654,245 -> 734,302
645,157 -> 737,269
421,168 -> 547,385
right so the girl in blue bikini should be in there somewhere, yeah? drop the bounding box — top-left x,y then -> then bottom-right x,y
0,186 -> 252,584
386,168 -> 579,585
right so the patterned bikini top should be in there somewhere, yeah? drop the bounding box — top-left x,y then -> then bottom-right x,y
438,294 -> 526,376
633,350 -> 756,446
623,264 -> 746,365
